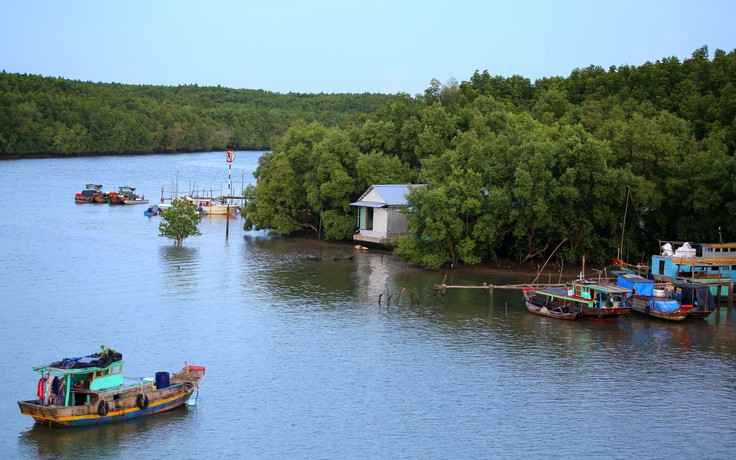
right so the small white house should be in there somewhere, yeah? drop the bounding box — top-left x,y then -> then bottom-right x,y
350,184 -> 419,247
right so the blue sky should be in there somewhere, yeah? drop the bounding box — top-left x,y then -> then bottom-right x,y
1,0 -> 734,95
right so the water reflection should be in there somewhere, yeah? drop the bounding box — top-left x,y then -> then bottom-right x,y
18,409 -> 190,459
159,245 -> 200,295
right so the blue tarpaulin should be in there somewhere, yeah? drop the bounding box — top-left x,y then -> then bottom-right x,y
613,271 -> 655,296
653,299 -> 680,313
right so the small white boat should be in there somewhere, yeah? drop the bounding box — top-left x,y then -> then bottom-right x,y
187,196 -> 240,216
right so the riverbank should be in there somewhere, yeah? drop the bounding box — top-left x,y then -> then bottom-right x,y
0,148 -> 268,161
290,234 -> 608,281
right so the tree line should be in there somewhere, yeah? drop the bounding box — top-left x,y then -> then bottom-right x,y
243,46 -> 736,268
0,71 -> 393,157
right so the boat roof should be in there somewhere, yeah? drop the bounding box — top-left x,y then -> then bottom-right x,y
535,289 -> 594,303
707,243 -> 736,249
573,281 -> 631,294
671,260 -> 733,268
612,271 -> 653,283
33,360 -> 124,375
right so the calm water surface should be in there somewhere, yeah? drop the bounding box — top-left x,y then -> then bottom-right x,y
1,152 -> 735,459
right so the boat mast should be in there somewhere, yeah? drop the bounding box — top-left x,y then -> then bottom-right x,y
618,186 -> 631,260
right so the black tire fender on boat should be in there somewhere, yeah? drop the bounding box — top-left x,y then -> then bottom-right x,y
137,394 -> 149,410
645,304 -> 651,314
597,308 -> 604,318
97,400 -> 109,417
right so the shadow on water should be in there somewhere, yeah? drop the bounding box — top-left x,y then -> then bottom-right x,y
18,408 -> 191,459
158,245 -> 200,295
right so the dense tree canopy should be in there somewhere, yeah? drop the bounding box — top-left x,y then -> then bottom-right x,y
5,46 -> 736,268
246,46 -> 736,268
0,72 -> 393,157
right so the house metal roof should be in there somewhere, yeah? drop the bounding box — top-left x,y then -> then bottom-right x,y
351,184 -> 420,207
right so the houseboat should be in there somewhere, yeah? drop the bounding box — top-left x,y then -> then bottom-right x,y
651,241 -> 736,297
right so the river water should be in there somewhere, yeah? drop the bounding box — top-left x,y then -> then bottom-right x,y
1,152 -> 735,459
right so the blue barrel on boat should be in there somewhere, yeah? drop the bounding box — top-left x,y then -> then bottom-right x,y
155,371 -> 170,389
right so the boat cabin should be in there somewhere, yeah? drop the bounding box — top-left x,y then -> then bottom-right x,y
33,354 -> 129,408
672,282 -> 716,311
570,281 -> 631,308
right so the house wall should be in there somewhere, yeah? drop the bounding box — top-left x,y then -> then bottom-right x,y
387,208 -> 408,233
362,189 -> 384,202
373,208 -> 388,232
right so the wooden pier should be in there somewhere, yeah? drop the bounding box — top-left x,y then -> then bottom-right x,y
433,280 -> 734,306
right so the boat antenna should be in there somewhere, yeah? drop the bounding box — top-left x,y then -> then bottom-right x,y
531,238 -> 568,286
618,186 -> 630,260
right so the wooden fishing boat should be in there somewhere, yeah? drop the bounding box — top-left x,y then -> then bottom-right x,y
92,190 -> 112,203
613,271 -> 692,321
672,282 -> 717,319
74,183 -> 102,203
522,287 -> 582,320
568,281 -> 632,321
109,186 -> 149,205
628,296 -> 692,321
17,350 -> 204,427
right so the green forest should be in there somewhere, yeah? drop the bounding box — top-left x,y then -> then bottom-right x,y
3,46 -> 736,268
242,46 -> 736,268
0,72 -> 393,156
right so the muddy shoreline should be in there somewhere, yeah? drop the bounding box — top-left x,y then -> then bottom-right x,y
292,235 -> 611,280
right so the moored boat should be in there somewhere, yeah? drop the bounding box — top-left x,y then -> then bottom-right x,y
144,205 -> 160,216
186,196 -> 239,216
613,271 -> 692,321
92,190 -> 112,203
109,186 -> 149,205
75,183 -> 102,203
17,349 -> 205,427
611,257 -> 651,277
672,282 -> 717,319
567,280 -> 632,321
522,287 -> 582,321
122,195 -> 150,205
651,241 -> 736,297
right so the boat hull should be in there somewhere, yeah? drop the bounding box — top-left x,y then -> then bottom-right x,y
578,305 -> 631,322
92,193 -> 110,203
525,301 -> 580,320
630,297 -> 691,321
121,198 -> 150,205
687,309 -> 716,320
18,382 -> 195,428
